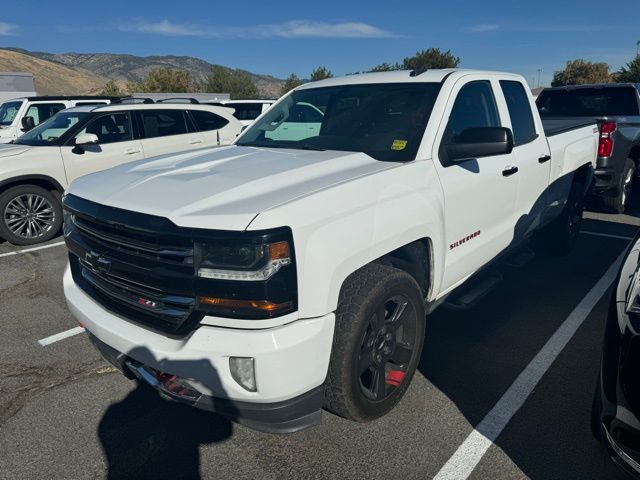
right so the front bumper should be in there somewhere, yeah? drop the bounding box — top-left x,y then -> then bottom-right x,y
64,265 -> 335,432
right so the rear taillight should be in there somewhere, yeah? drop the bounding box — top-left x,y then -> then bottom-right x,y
598,121 -> 617,157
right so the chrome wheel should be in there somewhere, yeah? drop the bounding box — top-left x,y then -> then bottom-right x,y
3,193 -> 56,240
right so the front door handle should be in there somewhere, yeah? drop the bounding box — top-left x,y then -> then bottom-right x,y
538,155 -> 551,163
189,138 -> 203,145
124,148 -> 141,155
502,165 -> 519,177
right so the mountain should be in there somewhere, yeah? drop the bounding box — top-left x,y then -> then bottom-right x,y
0,49 -> 107,95
3,48 -> 284,98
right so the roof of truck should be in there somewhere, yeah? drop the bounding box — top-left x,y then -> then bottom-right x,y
297,69 -> 519,90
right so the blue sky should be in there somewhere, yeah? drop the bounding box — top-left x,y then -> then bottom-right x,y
2,0 -> 639,86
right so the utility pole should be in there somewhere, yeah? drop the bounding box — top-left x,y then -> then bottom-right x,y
636,40 -> 640,57
537,68 -> 543,88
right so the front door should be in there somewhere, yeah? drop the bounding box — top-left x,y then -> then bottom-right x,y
433,77 -> 519,292
61,112 -> 144,182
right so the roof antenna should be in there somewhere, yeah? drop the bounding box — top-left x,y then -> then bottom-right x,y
409,68 -> 428,77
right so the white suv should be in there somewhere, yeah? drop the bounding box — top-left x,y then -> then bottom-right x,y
0,102 -> 242,245
0,96 -> 120,144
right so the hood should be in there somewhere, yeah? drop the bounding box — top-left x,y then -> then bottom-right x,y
0,143 -> 32,157
68,146 -> 396,230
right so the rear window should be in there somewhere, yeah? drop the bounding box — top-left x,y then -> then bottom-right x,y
537,87 -> 640,117
226,103 -> 264,121
139,110 -> 191,138
190,110 -> 229,131
500,80 -> 537,146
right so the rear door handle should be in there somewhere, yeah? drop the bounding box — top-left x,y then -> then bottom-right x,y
124,148 -> 141,155
538,155 -> 551,163
502,165 -> 519,177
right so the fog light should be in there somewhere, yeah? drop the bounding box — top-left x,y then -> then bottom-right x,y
229,357 -> 256,392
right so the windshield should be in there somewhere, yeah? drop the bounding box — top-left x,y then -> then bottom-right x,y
537,87 -> 640,117
15,111 -> 89,146
236,83 -> 441,162
0,101 -> 22,126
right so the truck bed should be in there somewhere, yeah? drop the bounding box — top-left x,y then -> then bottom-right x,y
542,117 -> 599,137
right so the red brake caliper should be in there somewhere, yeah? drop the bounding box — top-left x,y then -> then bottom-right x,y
386,370 -> 405,387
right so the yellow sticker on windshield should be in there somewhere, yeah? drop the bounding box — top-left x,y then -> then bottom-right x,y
391,139 -> 407,151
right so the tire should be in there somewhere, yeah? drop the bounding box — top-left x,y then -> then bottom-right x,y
0,185 -> 63,246
323,263 -> 426,422
603,159 -> 635,214
536,179 -> 585,255
591,378 -> 603,440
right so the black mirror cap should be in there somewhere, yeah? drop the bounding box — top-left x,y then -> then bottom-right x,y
445,127 -> 514,163
21,116 -> 35,132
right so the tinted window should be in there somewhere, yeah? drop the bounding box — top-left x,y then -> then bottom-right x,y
140,110 -> 189,138
237,83 -> 441,162
500,80 -> 536,146
445,81 -> 500,142
227,103 -> 263,121
25,103 -> 66,126
288,103 -> 324,123
78,113 -> 132,144
537,87 -> 640,117
190,110 -> 229,131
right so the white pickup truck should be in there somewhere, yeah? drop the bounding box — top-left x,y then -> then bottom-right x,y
62,69 -> 598,433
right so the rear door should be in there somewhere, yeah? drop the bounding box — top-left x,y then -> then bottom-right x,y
433,77 -> 519,291
497,79 -> 551,239
137,109 -> 204,156
60,111 -> 144,182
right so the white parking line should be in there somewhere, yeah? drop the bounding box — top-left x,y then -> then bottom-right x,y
38,326 -> 85,346
582,230 -> 634,241
433,249 -> 627,480
0,241 -> 65,258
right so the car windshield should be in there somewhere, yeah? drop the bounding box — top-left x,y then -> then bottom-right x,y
236,83 -> 441,162
0,101 -> 22,126
15,111 -> 89,146
537,87 -> 640,117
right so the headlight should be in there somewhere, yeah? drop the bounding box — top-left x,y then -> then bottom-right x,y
196,240 -> 291,281
194,229 -> 297,319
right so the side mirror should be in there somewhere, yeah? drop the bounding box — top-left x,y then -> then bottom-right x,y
72,133 -> 99,154
75,133 -> 99,146
445,127 -> 514,163
21,116 -> 35,132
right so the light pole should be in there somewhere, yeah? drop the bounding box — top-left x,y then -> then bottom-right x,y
537,68 -> 543,88
636,40 -> 640,57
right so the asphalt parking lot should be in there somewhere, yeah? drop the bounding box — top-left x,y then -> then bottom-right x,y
1,202 -> 640,480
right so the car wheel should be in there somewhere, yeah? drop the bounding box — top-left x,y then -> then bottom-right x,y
0,185 -> 63,246
536,179 -> 585,256
603,159 -> 635,214
323,263 -> 426,422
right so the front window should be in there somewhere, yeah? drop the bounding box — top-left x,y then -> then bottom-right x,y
0,101 -> 22,126
15,111 -> 89,146
75,113 -> 133,144
25,103 -> 66,126
236,83 -> 441,162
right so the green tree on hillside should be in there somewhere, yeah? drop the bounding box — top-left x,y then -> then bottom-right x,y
280,73 -> 303,95
128,68 -> 194,93
310,66 -> 333,81
551,59 -> 612,86
100,80 -> 123,96
617,55 -> 640,83
203,66 -> 259,99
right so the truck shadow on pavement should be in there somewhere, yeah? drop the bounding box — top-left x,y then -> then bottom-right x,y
98,346 -> 234,480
